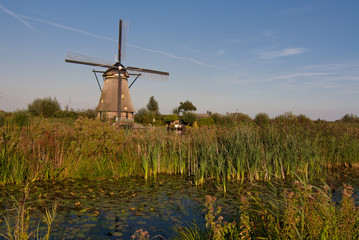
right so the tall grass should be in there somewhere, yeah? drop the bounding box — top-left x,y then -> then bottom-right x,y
0,117 -> 358,185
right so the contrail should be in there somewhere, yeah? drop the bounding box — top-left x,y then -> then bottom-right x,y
0,4 -> 36,32
18,15 -> 117,42
1,4 -> 238,74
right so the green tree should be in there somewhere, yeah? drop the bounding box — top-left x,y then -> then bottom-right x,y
178,100 -> 197,113
163,114 -> 178,123
134,108 -> 156,125
182,112 -> 197,126
28,97 -> 60,118
254,112 -> 270,126
146,96 -> 159,114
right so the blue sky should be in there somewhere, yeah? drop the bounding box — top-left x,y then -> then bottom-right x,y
0,0 -> 358,120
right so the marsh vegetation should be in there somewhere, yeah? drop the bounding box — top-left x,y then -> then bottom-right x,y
0,110 -> 358,239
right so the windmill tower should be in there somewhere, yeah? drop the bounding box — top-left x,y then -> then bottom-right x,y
65,19 -> 169,121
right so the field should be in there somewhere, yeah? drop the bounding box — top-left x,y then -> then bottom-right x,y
1,114 -> 359,239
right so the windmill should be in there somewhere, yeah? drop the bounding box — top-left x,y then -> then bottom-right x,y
65,19 -> 169,122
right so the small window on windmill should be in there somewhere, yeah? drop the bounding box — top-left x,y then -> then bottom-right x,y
101,99 -> 104,103
124,106 -> 127,110
121,94 -> 124,99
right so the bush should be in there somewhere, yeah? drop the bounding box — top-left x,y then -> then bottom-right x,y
199,117 -> 214,126
77,108 -> 97,119
163,114 -> 178,123
211,113 -> 236,126
134,108 -> 156,125
0,112 -> 5,127
182,112 -> 197,126
12,110 -> 31,128
340,114 -> 359,123
28,97 -> 60,118
254,113 -> 270,126
234,113 -> 252,122
297,114 -> 312,124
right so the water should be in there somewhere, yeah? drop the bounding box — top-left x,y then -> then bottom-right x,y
1,173 -> 358,239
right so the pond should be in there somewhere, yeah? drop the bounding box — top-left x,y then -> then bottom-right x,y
1,173 -> 358,239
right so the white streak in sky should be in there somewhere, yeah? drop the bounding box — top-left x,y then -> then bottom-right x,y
127,44 -> 239,74
0,4 -> 36,31
265,72 -> 330,82
18,15 -> 117,42
1,5 -> 238,75
259,48 -> 307,59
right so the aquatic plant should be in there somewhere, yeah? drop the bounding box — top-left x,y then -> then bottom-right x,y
0,183 -> 58,240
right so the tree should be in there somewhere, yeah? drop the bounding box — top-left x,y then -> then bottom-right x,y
178,100 -> 197,113
134,108 -> 156,125
182,112 -> 197,126
254,113 -> 270,126
163,114 -> 178,123
146,96 -> 159,114
28,97 -> 60,118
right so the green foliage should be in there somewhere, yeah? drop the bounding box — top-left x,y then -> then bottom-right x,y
54,109 -> 78,119
134,108 -> 156,125
146,96 -> 159,114
210,113 -> 235,126
0,112 -> 5,127
1,183 -> 58,240
182,112 -> 197,126
1,113 -> 359,184
12,110 -> 31,128
198,117 -> 214,126
178,100 -> 197,113
233,112 -> 252,122
28,97 -> 61,118
340,113 -> 359,123
163,114 -> 178,123
254,112 -> 270,126
54,108 -> 97,120
238,180 -> 359,239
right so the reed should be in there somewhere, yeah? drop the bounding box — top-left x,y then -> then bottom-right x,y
0,117 -> 358,186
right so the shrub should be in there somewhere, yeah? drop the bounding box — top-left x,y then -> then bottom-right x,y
254,113 -> 270,126
163,114 -> 178,123
54,110 -> 78,119
76,108 -> 97,119
0,112 -> 5,127
340,114 -> 359,123
211,113 -> 236,126
28,97 -> 60,118
297,114 -> 312,124
182,112 -> 197,126
12,110 -> 31,128
134,108 -> 156,125
199,117 -> 214,126
234,113 -> 252,122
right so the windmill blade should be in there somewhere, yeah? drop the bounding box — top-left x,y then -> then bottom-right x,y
127,68 -> 169,82
118,19 -> 122,64
65,52 -> 114,68
127,66 -> 169,76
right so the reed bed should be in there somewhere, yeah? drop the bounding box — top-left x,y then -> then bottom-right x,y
0,117 -> 358,187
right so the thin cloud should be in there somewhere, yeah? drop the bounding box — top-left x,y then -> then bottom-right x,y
259,48 -> 307,59
0,4 -> 36,31
18,15 -> 116,42
128,44 -> 239,74
2,6 -> 239,75
265,72 -> 331,82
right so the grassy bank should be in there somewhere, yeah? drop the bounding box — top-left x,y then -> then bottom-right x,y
1,117 -> 358,187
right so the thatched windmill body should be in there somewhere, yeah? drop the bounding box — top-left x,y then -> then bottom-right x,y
65,20 -> 169,121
